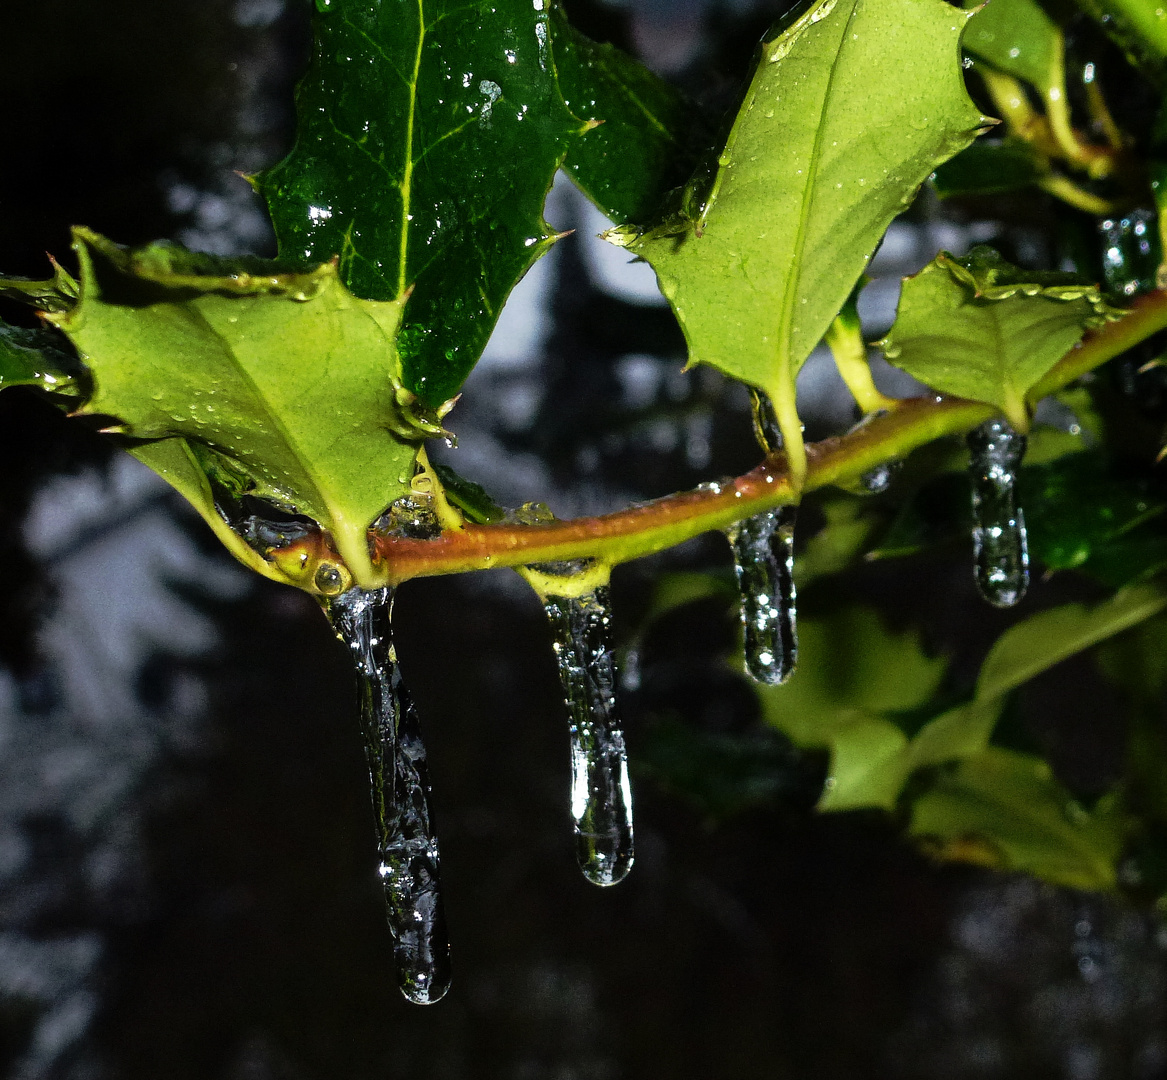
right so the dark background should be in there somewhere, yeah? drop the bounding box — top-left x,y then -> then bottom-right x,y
1,1 -> 1165,1077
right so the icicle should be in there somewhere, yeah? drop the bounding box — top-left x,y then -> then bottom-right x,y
326,587 -> 451,1005
540,578 -> 634,887
967,418 -> 1029,608
726,508 -> 798,684
725,389 -> 798,685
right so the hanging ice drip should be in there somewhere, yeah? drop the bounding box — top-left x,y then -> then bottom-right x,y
726,389 -> 798,685
326,587 -> 452,1004
534,564 -> 634,886
967,418 -> 1029,608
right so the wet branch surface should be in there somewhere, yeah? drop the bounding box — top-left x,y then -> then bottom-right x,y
365,288 -> 1167,584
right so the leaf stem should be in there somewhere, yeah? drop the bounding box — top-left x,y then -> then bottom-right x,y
367,288 -> 1167,585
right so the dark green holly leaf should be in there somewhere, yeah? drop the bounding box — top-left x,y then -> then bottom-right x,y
0,321 -> 81,396
430,461 -> 508,524
931,138 -> 1048,198
1020,452 -> 1167,579
880,247 -> 1124,430
550,6 -> 702,223
0,261 -> 79,313
257,0 -> 583,407
45,228 -> 427,591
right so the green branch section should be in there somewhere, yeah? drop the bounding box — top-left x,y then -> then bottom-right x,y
370,287 -> 1167,584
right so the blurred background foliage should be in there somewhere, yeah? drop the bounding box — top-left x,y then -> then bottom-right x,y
3,0 -> 1167,1077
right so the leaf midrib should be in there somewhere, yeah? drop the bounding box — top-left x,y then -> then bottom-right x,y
398,0 -> 427,297
774,0 -> 856,371
182,300 -> 335,518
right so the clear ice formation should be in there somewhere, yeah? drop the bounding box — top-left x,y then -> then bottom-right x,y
542,585 -> 634,887
729,388 -> 798,685
727,508 -> 798,684
967,418 -> 1029,608
326,587 -> 452,1005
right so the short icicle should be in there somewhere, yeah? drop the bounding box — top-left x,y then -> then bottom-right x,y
539,573 -> 634,886
727,389 -> 798,685
326,586 -> 452,1005
967,418 -> 1029,608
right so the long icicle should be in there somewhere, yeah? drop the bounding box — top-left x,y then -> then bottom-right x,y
540,578 -> 634,886
967,418 -> 1029,608
728,389 -> 798,685
326,587 -> 452,1004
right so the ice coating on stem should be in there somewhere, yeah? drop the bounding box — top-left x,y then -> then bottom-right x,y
326,587 -> 451,1004
542,584 -> 634,886
727,507 -> 798,684
967,418 -> 1029,608
729,388 -> 798,684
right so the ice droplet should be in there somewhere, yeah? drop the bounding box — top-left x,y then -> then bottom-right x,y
326,587 -> 451,1005
967,419 -> 1029,608
727,507 -> 798,684
541,582 -> 634,887
728,389 -> 798,684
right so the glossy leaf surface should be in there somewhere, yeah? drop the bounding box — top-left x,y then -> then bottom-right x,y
257,0 -> 582,406
609,0 -> 987,481
550,6 -> 701,223
963,0 -> 1060,92
47,229 -> 423,589
0,322 -> 79,395
880,247 -> 1123,429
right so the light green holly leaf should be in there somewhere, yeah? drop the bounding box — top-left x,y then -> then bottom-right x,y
975,580 -> 1167,699
963,0 -> 1061,94
910,747 -> 1127,891
756,606 -> 949,810
879,246 -> 1124,430
607,0 -> 989,485
43,228 -> 430,591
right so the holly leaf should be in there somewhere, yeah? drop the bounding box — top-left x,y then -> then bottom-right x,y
879,247 -> 1124,430
550,6 -> 702,223
756,605 -> 950,810
44,228 -> 427,591
963,0 -> 1061,94
606,0 -> 989,483
910,747 -> 1127,891
931,137 -> 1048,198
975,580 -> 1167,700
0,321 -> 81,395
1071,0 -> 1167,86
256,0 -> 583,407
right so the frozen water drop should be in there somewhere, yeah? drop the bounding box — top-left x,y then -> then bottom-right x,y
313,561 -> 347,596
326,587 -> 451,1004
726,506 -> 797,684
541,582 -> 633,886
967,419 -> 1029,608
729,388 -> 797,684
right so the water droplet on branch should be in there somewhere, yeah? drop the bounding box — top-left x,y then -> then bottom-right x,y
967,419 -> 1029,608
540,577 -> 634,887
326,587 -> 452,1005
